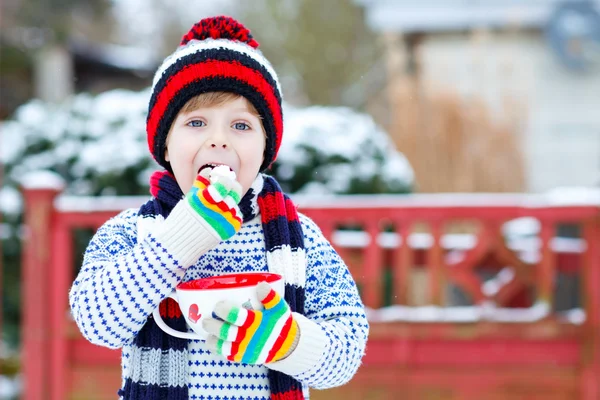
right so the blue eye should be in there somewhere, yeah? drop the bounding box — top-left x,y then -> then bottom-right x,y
188,120 -> 205,128
233,122 -> 250,131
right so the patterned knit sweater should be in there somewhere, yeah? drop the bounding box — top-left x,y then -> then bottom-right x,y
69,205 -> 369,399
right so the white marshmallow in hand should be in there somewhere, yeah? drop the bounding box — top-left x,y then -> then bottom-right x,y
208,165 -> 242,202
210,165 -> 237,182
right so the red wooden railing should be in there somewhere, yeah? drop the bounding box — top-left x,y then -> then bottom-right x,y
20,183 -> 600,400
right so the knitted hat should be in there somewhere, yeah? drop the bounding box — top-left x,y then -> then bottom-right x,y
146,16 -> 283,172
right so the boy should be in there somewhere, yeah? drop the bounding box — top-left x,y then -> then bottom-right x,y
69,16 -> 369,400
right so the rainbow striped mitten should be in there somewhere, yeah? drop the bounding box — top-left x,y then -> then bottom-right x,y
186,166 -> 243,241
203,282 -> 300,364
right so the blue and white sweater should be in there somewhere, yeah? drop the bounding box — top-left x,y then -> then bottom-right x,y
69,206 -> 369,399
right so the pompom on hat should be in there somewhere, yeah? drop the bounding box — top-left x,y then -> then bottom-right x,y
146,16 -> 283,172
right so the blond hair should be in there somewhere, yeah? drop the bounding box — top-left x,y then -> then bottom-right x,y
179,92 -> 260,116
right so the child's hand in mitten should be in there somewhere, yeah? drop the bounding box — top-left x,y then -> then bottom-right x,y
186,165 -> 243,241
203,282 -> 300,364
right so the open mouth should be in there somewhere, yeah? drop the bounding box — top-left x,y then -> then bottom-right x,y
198,163 -> 233,174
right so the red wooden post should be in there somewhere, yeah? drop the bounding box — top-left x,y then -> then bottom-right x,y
20,174 -> 64,400
49,218 -> 72,400
447,224 -> 491,304
538,221 -> 556,307
428,221 -> 445,306
393,222 -> 412,305
582,216 -> 600,400
363,221 -> 383,308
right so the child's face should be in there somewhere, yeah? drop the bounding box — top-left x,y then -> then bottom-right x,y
165,97 -> 266,195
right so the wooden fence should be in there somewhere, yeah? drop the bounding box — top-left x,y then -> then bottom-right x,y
20,184 -> 600,399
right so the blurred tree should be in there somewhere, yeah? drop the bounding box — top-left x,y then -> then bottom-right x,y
232,0 -> 385,110
0,0 -> 116,109
142,0 -> 385,109
0,42 -> 32,119
2,0 -> 112,43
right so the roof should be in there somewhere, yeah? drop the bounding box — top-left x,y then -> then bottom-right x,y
354,0 -> 600,33
69,38 -> 159,73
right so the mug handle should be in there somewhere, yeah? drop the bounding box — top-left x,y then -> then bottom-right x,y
152,292 -> 205,340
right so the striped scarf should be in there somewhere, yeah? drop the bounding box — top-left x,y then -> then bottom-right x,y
118,171 -> 305,400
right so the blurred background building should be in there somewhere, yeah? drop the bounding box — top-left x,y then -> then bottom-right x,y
358,0 -> 600,193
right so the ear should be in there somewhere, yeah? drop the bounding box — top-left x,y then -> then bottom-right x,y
164,147 -> 170,162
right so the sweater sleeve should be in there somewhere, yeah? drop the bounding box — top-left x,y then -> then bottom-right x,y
69,201 -> 221,349
267,213 -> 369,389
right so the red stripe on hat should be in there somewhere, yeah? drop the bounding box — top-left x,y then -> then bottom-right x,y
148,60 -> 282,158
257,192 -> 286,224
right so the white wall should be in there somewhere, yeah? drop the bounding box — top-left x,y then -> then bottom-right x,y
416,31 -> 600,192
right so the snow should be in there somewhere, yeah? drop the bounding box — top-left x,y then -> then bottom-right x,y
545,186 -> 600,206
549,237 -> 586,253
0,103 -> 43,164
293,193 -> 526,208
294,190 -> 600,209
55,195 -> 149,213
366,301 -> 553,323
2,89 -> 157,192
19,170 -> 65,190
51,191 -> 592,264
330,230 -> 475,250
280,104 -> 414,193
0,342 -> 20,399
557,308 -> 586,325
32,180 -> 590,257
0,374 -> 20,399
0,186 -> 22,215
481,267 -> 515,297
0,223 -> 12,240
4,88 -> 412,197
503,217 -> 541,237
327,230 -> 584,254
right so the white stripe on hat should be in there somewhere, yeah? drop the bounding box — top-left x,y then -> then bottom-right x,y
152,38 -> 282,95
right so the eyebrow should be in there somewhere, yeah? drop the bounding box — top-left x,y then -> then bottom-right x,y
180,107 -> 259,119
229,108 -> 254,114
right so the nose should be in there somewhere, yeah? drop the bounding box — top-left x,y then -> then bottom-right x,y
206,125 -> 229,149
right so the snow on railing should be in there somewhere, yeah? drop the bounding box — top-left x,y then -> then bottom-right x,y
365,303 -> 587,324
51,188 -> 600,213
365,302 -> 553,323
